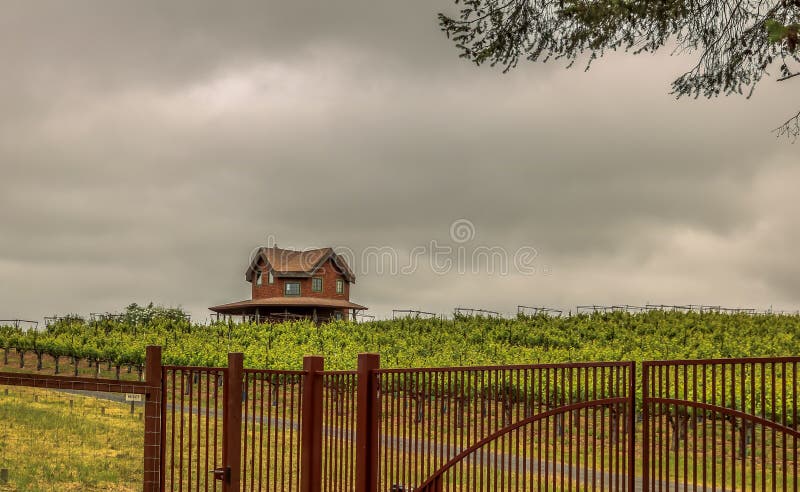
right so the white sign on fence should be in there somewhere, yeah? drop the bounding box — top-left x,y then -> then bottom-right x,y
125,393 -> 143,402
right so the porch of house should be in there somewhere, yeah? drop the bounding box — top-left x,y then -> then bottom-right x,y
209,297 -> 367,324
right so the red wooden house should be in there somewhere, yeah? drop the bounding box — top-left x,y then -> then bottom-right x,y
210,246 -> 367,322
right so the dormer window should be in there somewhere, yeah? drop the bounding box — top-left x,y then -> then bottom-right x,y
256,271 -> 263,286
336,279 -> 344,294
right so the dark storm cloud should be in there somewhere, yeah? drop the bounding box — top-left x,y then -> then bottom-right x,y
0,1 -> 797,320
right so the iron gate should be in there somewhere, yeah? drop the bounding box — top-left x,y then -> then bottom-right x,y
643,357 -> 800,492
375,362 -> 636,492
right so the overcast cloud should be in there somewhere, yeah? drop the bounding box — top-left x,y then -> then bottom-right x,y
1,1 -> 798,322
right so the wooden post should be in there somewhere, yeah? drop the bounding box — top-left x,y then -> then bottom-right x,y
224,352 -> 244,492
143,345 -> 162,492
300,356 -> 324,492
355,353 -> 380,492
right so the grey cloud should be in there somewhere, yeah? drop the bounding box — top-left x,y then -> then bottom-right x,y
0,1 -> 797,320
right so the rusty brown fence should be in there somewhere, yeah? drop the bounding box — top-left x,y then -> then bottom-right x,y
642,357 -> 800,492
241,367 -> 305,492
0,345 -> 162,491
3,348 -> 800,491
161,364 -> 225,492
321,370 -> 358,492
379,362 -> 636,492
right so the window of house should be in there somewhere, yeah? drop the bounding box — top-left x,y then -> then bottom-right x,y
268,271 -> 274,284
284,281 -> 301,296
336,279 -> 344,294
312,277 -> 323,292
256,271 -> 263,286
334,312 -> 343,321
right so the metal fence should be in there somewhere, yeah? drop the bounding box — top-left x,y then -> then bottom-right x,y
0,379 -> 147,490
242,368 -> 304,492
321,370 -> 358,492
161,366 -> 225,492
0,347 -> 163,491
2,349 -> 800,491
376,362 -> 635,491
643,357 -> 800,492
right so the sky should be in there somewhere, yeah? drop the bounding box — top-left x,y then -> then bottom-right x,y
1,1 -> 798,323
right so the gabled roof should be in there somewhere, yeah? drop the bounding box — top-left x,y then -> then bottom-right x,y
245,246 -> 356,283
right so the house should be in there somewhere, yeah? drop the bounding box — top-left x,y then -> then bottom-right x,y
209,246 -> 367,322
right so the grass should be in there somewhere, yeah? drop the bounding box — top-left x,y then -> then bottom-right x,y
0,385 -> 143,492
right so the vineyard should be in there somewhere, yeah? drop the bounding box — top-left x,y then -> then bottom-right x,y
2,308 -> 799,420
1,308 -> 799,490
2,309 -> 799,372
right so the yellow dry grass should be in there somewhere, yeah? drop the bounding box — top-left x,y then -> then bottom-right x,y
0,385 -> 143,492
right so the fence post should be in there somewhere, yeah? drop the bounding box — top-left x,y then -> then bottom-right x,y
143,345 -> 162,492
641,363 -> 650,492
356,353 -> 380,492
301,356 -> 324,492
224,352 -> 244,492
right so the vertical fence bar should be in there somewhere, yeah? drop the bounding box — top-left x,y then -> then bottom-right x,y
225,353 -> 244,492
642,363 -> 650,492
356,353 -> 380,492
144,345 -> 163,492
301,356 -> 324,492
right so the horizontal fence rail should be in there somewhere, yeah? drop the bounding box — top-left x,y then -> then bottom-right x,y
0,371 -> 151,394
3,349 -> 800,491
